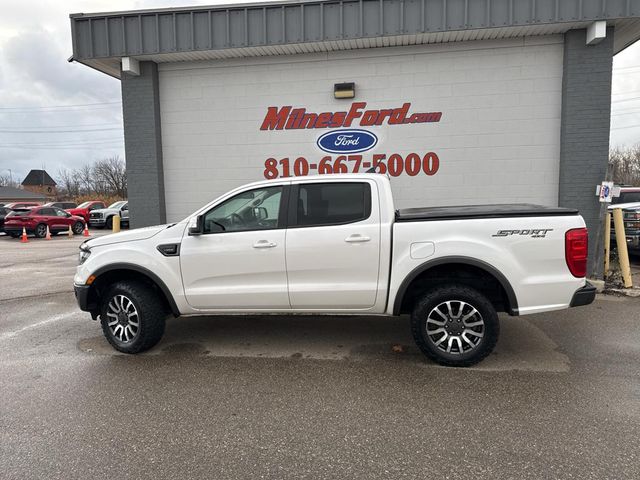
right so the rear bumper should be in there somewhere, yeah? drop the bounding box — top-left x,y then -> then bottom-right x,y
4,226 -> 33,235
570,282 -> 597,308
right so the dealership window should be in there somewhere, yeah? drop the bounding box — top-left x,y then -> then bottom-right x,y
203,186 -> 282,233
294,182 -> 371,227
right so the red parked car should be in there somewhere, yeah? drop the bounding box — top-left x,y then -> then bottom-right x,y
4,206 -> 85,238
66,201 -> 106,223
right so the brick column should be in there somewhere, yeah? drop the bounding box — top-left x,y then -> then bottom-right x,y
559,27 -> 614,278
121,61 -> 166,228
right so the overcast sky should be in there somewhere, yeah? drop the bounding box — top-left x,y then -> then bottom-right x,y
0,0 -> 639,183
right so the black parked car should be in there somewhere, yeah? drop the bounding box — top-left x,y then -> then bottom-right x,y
0,207 -> 13,232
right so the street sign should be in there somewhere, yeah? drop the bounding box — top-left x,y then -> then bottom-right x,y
599,181 -> 614,203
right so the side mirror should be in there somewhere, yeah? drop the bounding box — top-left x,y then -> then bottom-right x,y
253,207 -> 268,221
188,215 -> 204,236
121,206 -> 128,212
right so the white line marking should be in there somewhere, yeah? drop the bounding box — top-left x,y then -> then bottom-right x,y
0,311 -> 78,341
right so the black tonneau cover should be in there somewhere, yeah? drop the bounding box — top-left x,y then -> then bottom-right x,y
395,204 -> 579,222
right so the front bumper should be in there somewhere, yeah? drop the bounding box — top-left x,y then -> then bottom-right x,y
89,218 -> 106,227
74,283 -> 95,315
570,282 -> 597,308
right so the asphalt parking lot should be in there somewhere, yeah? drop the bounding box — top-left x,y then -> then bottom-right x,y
0,231 -> 639,479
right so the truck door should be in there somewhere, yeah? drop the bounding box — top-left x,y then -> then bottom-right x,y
285,180 -> 381,310
180,185 -> 290,310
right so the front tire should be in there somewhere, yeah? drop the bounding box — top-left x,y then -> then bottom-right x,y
72,221 -> 84,235
410,285 -> 499,367
34,223 -> 47,238
99,281 -> 167,354
105,216 -> 113,230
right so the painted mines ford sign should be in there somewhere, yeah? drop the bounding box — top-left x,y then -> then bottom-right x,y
260,102 -> 442,130
317,129 -> 378,154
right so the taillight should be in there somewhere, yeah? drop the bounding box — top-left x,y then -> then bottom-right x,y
565,228 -> 588,278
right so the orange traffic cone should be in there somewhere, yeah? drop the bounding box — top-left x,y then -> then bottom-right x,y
83,223 -> 90,237
45,225 -> 52,240
68,225 -> 73,238
20,227 -> 28,243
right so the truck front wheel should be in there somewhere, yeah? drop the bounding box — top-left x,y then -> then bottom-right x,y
99,281 -> 167,353
410,285 -> 499,367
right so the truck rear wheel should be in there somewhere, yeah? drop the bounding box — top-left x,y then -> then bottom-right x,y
99,281 -> 167,354
410,285 -> 499,367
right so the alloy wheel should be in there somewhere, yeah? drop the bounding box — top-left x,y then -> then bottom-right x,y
425,300 -> 485,355
105,294 -> 140,343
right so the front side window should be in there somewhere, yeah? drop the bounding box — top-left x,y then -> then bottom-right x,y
294,182 -> 371,227
54,208 -> 68,217
203,186 -> 282,233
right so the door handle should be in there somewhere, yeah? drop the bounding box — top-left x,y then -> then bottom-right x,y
345,234 -> 371,243
253,240 -> 277,249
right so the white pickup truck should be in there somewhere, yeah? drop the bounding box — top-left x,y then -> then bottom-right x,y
74,174 -> 595,366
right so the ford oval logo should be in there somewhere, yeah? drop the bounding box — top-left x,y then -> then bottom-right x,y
316,129 -> 378,154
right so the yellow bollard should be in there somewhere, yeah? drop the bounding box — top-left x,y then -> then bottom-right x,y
112,214 -> 121,233
604,212 -> 611,278
612,208 -> 633,288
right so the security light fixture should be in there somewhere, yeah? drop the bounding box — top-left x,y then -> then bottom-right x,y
334,82 -> 355,99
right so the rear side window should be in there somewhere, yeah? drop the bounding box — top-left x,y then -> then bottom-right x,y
293,182 -> 371,227
616,192 -> 640,204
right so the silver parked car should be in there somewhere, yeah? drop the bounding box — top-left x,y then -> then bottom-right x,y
88,201 -> 129,229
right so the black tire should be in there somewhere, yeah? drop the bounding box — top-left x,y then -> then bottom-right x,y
410,285 -> 499,367
34,223 -> 47,238
105,216 -> 113,230
99,281 -> 167,354
72,221 -> 84,235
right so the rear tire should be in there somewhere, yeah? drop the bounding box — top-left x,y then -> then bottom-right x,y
410,285 -> 499,367
100,281 -> 167,354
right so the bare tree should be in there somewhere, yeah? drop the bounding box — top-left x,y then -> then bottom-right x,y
54,157 -> 127,200
0,174 -> 21,188
78,164 -> 95,194
94,156 -> 127,198
56,168 -> 81,198
609,144 -> 640,186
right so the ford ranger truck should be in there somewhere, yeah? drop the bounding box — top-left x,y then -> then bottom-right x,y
74,174 -> 595,367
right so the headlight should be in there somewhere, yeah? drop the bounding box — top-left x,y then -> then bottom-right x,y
78,244 -> 91,265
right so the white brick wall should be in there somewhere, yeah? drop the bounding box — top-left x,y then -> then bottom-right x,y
158,36 -> 563,221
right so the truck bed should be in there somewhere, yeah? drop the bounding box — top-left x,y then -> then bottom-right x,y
395,204 -> 579,222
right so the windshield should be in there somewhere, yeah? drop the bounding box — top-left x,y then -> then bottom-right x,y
108,201 -> 126,209
77,201 -> 91,208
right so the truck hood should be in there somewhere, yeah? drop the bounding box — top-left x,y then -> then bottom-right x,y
85,224 -> 168,248
90,208 -> 118,215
